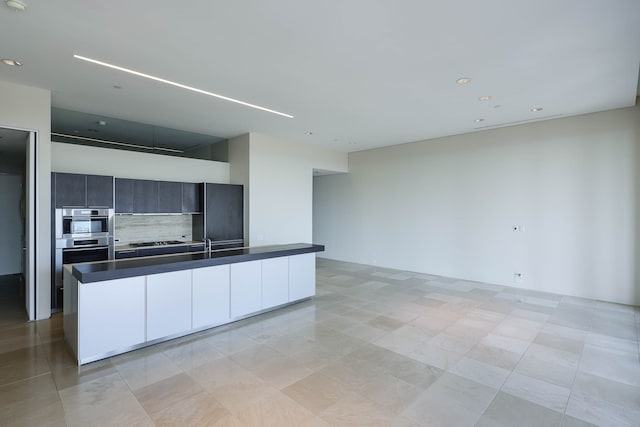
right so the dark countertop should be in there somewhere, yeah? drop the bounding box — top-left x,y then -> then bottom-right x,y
72,243 -> 325,283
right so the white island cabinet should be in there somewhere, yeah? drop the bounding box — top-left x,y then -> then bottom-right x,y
65,244 -> 322,365
78,276 -> 146,359
289,253 -> 316,301
230,260 -> 262,318
192,265 -> 230,328
147,270 -> 192,341
261,257 -> 289,309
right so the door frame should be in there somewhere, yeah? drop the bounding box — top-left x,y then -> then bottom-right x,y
25,131 -> 36,320
0,126 -> 37,321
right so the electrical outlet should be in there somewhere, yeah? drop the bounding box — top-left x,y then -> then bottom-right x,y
514,272 -> 524,283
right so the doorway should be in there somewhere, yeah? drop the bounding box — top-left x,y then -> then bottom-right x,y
0,127 -> 35,323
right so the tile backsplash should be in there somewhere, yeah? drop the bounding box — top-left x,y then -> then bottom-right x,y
115,215 -> 193,245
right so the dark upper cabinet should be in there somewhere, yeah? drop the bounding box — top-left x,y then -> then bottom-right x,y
54,173 -> 86,208
205,183 -> 243,242
54,172 -> 114,208
158,181 -> 182,213
116,179 -> 190,214
133,179 -> 159,213
182,182 -> 203,213
115,178 -> 134,213
86,175 -> 114,208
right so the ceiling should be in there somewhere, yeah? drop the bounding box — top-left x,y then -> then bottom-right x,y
0,1 -> 638,153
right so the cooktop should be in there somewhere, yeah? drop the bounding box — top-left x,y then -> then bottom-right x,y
130,240 -> 185,247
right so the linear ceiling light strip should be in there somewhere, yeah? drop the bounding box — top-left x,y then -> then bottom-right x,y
73,55 -> 294,119
51,132 -> 184,153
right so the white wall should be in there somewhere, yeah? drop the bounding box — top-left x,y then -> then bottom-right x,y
0,81 -> 51,320
0,175 -> 23,275
231,133 -> 348,246
51,142 -> 229,183
314,105 -> 640,306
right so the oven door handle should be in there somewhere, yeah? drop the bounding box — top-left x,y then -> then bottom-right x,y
63,246 -> 109,252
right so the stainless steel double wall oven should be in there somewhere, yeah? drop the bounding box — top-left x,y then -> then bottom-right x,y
53,208 -> 114,309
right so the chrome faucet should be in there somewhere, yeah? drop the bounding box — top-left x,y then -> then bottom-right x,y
205,238 -> 212,253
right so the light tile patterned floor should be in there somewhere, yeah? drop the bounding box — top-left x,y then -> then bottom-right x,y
0,259 -> 639,426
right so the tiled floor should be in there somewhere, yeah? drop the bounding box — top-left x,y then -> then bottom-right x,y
1,260 -> 639,426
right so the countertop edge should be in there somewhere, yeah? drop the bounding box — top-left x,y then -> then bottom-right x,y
72,243 -> 325,283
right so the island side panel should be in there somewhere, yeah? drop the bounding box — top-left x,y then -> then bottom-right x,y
63,267 -> 78,360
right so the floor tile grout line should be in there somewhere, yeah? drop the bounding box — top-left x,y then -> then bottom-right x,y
0,370 -> 52,389
558,312 -> 589,426
555,296 -> 597,424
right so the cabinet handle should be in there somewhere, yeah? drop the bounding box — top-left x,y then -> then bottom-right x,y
117,250 -> 136,254
65,246 -> 109,252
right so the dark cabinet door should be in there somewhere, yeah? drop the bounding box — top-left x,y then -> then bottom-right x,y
205,183 -> 244,241
182,183 -> 203,213
158,181 -> 182,213
54,173 -> 86,208
133,180 -> 159,213
188,243 -> 205,252
137,245 -> 189,257
115,249 -> 138,259
86,175 -> 114,208
115,178 -> 134,213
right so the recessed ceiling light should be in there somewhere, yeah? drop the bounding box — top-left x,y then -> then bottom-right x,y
478,96 -> 492,101
305,131 -> 313,136
73,54 -> 294,119
475,118 -> 485,122
456,77 -> 472,85
113,85 -> 122,89
493,105 -> 501,108
5,0 -> 27,12
1,58 -> 22,66
531,107 -> 543,112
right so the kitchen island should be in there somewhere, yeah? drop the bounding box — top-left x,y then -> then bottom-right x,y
64,243 -> 324,365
